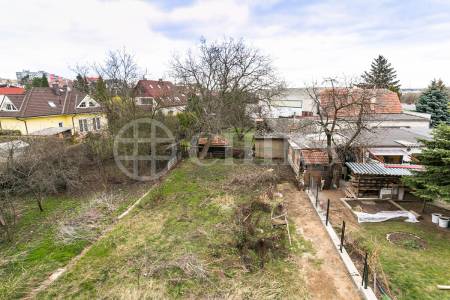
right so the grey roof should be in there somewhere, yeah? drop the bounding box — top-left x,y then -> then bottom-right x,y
346,162 -> 413,176
357,127 -> 430,147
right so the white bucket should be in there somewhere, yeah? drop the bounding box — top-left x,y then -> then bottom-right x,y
432,213 -> 442,224
438,216 -> 449,228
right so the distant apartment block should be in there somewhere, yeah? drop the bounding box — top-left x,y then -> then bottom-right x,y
16,70 -> 69,86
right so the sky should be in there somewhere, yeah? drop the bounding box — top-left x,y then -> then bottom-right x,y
1,0 -> 450,88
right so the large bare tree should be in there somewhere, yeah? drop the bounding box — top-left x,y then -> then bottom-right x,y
306,78 -> 375,188
171,38 -> 284,156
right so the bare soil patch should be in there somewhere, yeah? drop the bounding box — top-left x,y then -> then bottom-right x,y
279,183 -> 362,300
348,200 -> 398,214
386,232 -> 427,250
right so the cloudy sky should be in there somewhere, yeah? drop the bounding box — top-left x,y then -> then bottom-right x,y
1,0 -> 450,88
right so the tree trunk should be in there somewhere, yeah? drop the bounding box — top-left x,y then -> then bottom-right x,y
199,134 -> 211,159
324,133 -> 334,189
421,198 -> 427,213
234,127 -> 245,141
36,197 -> 44,212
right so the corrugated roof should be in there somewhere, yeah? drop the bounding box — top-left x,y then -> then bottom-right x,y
346,162 -> 413,176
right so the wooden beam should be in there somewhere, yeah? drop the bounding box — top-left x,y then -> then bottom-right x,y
388,200 -> 421,219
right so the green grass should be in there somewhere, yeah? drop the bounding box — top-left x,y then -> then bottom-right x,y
223,128 -> 255,149
0,196 -> 88,299
0,184 -> 149,299
356,221 -> 450,300
39,160 -> 310,299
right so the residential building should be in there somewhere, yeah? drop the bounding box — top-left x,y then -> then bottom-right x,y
319,88 -> 431,128
135,79 -> 187,115
16,70 -> 48,82
0,86 -> 106,135
266,88 -> 315,118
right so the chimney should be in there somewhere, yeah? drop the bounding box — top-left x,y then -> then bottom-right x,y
52,83 -> 61,95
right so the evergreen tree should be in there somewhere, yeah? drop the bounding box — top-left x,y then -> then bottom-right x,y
40,74 -> 49,87
31,77 -> 42,87
362,55 -> 401,91
416,79 -> 450,126
403,124 -> 450,204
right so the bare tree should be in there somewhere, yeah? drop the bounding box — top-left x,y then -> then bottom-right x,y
171,38 -> 284,156
0,138 -> 80,213
73,49 -> 142,135
306,78 -> 375,188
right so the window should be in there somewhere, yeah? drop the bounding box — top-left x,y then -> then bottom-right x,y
79,119 -> 88,132
93,117 -> 101,130
138,97 -> 153,105
1,97 -> 18,111
77,96 -> 100,108
48,101 -> 56,108
58,122 -> 63,127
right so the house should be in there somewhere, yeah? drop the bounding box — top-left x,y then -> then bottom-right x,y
135,79 -> 187,115
0,87 -> 25,95
266,88 -> 315,118
357,127 -> 431,164
0,86 -> 106,135
319,88 -> 431,128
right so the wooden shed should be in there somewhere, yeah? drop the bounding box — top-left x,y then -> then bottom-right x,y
345,162 -> 420,199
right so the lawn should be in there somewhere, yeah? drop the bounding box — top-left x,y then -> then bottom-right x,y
355,221 -> 450,300
39,160 -> 311,299
0,182 -> 150,300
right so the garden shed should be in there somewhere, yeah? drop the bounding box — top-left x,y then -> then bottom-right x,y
345,162 -> 419,199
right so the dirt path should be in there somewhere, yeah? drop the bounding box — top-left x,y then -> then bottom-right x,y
278,183 -> 362,300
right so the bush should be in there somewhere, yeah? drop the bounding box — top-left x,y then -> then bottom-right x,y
0,129 -> 21,136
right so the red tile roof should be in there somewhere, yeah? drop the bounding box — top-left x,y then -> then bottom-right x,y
300,149 -> 329,165
135,80 -> 187,108
198,136 -> 228,146
320,88 -> 402,116
0,87 -> 25,95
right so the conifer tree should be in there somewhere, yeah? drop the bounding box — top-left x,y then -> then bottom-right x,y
403,124 -> 450,205
40,74 -> 49,87
416,79 -> 450,126
362,55 -> 401,93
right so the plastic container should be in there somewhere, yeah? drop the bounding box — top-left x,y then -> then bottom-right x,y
432,213 -> 442,224
438,216 -> 449,228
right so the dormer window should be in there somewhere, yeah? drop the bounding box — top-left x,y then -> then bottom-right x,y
0,96 -> 18,111
77,95 -> 100,108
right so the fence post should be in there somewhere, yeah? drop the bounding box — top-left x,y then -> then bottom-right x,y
315,182 -> 319,207
325,199 -> 330,226
340,220 -> 346,252
361,252 -> 368,288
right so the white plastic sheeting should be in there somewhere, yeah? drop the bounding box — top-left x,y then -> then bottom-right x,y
355,210 -> 419,223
